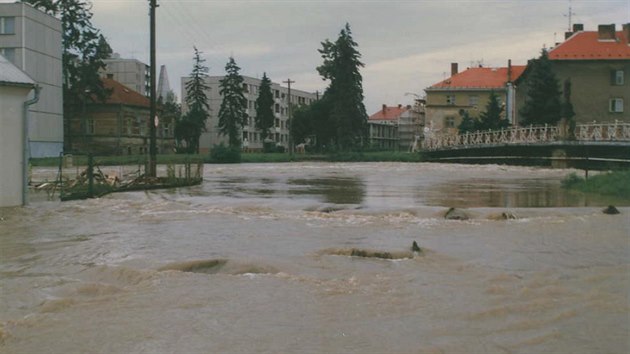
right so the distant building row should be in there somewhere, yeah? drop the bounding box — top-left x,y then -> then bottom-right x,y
181,76 -> 318,153
370,23 -> 630,149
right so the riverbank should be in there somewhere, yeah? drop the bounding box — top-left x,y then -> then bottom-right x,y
30,151 -> 424,167
562,170 -> 630,199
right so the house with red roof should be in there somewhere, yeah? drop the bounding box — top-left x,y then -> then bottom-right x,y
424,62 -> 526,134
368,104 -> 424,150
547,23 -> 630,123
66,76 -> 175,155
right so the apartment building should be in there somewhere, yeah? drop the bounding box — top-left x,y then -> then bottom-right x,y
425,62 -> 526,134
0,2 -> 63,157
102,54 -> 151,97
547,23 -> 630,123
181,75 -> 318,153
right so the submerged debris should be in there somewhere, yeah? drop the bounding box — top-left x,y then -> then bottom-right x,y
603,205 -> 620,215
444,207 -> 470,220
411,241 -> 422,253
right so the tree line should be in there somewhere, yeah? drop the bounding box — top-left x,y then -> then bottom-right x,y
23,0 -> 575,155
178,22 -> 368,154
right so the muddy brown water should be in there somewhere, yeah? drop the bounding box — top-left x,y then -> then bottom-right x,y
1,162 -> 628,353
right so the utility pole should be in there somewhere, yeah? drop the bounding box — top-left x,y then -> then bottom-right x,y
283,78 -> 295,155
148,0 -> 158,177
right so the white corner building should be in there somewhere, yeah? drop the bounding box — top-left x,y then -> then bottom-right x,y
0,2 -> 63,158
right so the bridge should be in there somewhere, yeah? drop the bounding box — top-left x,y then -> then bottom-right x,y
421,121 -> 630,169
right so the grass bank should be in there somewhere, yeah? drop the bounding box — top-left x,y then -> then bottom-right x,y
562,170 -> 630,199
31,151 -> 424,167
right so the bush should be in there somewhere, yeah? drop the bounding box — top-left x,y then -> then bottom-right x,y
562,170 -> 630,199
209,144 -> 241,163
561,172 -> 583,188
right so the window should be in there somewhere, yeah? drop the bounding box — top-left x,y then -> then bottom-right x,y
0,48 -> 15,63
243,131 -> 248,140
468,95 -> 479,108
609,98 -> 624,113
446,95 -> 456,105
275,103 -> 280,113
445,116 -> 455,128
275,90 -> 280,99
242,83 -> 249,93
86,119 -> 95,134
611,70 -> 625,85
0,17 -> 15,34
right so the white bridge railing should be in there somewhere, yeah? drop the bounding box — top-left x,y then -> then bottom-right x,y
422,121 -> 630,151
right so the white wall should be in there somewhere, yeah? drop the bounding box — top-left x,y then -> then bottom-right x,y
0,85 -> 32,207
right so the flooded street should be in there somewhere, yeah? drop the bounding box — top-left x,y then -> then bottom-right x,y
1,162 -> 629,353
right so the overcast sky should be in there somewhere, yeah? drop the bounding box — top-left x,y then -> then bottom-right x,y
7,0 -> 629,113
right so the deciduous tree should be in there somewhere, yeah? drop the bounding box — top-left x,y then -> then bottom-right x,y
23,0 -> 112,136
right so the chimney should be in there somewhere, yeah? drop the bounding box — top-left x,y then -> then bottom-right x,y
382,104 -> 387,114
572,23 -> 583,32
623,23 -> 630,44
507,59 -> 512,83
564,32 -> 573,40
598,24 -> 616,40
451,62 -> 458,76
398,104 -> 402,109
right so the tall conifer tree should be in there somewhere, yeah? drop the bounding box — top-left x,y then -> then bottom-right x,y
218,57 -> 248,148
317,23 -> 367,150
519,50 -> 562,126
179,46 -> 210,153
254,73 -> 274,142
478,92 -> 508,130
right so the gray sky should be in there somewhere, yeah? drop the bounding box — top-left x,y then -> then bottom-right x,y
10,0 -> 630,113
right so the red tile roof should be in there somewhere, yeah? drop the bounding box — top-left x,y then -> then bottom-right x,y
428,66 -> 527,90
369,105 -> 409,121
549,31 -> 630,60
97,78 -> 150,108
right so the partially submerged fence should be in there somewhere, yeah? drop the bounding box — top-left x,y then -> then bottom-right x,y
34,154 -> 204,201
423,121 -> 630,151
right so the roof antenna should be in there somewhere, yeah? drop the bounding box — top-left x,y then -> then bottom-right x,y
563,0 -> 576,31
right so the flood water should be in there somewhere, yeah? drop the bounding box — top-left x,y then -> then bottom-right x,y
1,162 -> 629,353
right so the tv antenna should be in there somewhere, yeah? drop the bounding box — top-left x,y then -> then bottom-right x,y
563,0 -> 576,31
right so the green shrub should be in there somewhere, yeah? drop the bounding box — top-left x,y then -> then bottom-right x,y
209,144 -> 241,163
561,172 -> 584,188
562,170 -> 630,199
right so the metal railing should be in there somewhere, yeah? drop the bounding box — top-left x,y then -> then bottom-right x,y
422,121 -> 630,151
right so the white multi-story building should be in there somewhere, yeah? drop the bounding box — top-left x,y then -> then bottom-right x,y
0,2 -> 63,158
102,54 -> 151,97
181,75 -> 318,153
